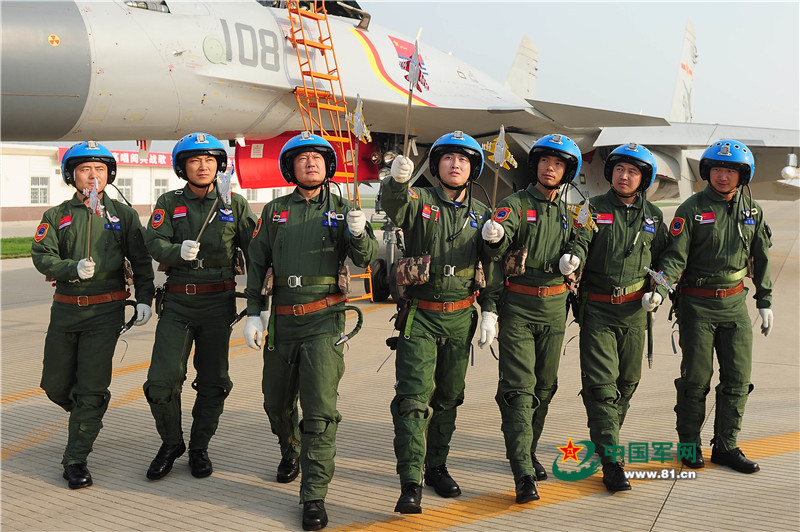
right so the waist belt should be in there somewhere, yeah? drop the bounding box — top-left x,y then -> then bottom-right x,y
274,293 -> 346,316
275,275 -> 336,288
585,287 -> 647,304
53,289 -> 130,306
165,279 -> 236,294
416,294 -> 476,312
680,281 -> 744,299
507,282 -> 567,297
687,267 -> 748,287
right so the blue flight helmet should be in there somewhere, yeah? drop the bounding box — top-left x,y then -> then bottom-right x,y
428,131 -> 484,181
171,132 -> 227,180
61,141 -> 117,185
604,143 -> 658,191
278,131 -> 338,184
527,133 -> 582,184
699,139 -> 755,186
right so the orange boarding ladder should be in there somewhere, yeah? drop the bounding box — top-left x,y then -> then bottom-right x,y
286,0 -> 374,302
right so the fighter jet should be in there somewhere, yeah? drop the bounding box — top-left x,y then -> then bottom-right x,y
1,1 -> 797,200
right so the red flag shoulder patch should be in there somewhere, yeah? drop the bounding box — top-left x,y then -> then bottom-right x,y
697,211 -> 716,224
521,209 -> 537,222
421,204 -> 440,221
494,207 -> 511,222
670,217 -> 685,236
59,215 -> 72,229
151,209 -> 165,229
172,205 -> 187,219
272,210 -> 288,223
34,223 -> 49,242
596,213 -> 614,225
253,217 -> 262,238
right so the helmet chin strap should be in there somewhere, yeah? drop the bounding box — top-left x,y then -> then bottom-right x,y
295,180 -> 326,191
611,186 -> 639,199
537,178 -> 561,191
439,179 -> 469,194
709,182 -> 739,197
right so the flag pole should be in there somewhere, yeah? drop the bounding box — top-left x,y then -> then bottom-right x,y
402,28 -> 423,159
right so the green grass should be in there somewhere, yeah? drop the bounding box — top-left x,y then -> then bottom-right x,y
1,237 -> 33,259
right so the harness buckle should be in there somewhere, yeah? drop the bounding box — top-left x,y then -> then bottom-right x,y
191,259 -> 204,269
287,275 -> 303,288
543,261 -> 554,273
443,265 -> 456,277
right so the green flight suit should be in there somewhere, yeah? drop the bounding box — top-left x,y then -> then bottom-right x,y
32,194 -> 154,465
655,186 -> 772,451
144,185 -> 255,451
572,190 -> 668,462
244,189 -> 377,503
490,184 -> 573,482
380,178 -> 499,486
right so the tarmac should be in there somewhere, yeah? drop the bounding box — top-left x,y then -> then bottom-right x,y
1,200 -> 798,531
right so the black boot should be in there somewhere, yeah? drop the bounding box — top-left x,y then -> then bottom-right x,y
515,475 -> 539,503
602,462 -> 631,492
188,449 -> 213,478
63,463 -> 93,489
276,457 -> 300,483
423,464 -> 461,498
531,453 -> 548,481
680,447 -> 705,469
302,500 -> 328,531
146,440 -> 186,480
711,446 -> 760,473
394,483 -> 422,514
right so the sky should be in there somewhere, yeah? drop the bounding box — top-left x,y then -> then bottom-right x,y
360,1 -> 800,131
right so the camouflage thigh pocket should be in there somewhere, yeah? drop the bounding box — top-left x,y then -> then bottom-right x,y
503,248 -> 528,277
395,255 -> 431,286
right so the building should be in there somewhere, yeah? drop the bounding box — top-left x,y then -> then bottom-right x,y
1,143 -> 290,222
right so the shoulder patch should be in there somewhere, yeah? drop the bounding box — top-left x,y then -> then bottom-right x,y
407,188 -> 419,199
596,213 -> 614,225
151,209 -> 165,229
253,217 -> 262,238
59,215 -> 72,230
172,205 -> 187,219
34,223 -> 49,242
494,207 -> 511,222
696,212 -> 715,224
670,217 -> 685,236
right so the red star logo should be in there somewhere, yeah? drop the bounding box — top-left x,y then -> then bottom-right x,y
557,438 -> 584,463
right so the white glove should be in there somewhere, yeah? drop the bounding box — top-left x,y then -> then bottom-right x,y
347,210 -> 366,237
759,308 -> 773,336
243,315 -> 265,350
390,155 -> 414,183
481,220 -> 505,244
478,311 -> 498,349
134,303 -> 152,326
559,254 -> 580,275
259,310 -> 270,331
180,240 -> 200,261
77,258 -> 95,280
641,292 -> 663,312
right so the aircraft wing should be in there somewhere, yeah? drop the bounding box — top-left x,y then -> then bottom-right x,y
595,123 -> 799,148
529,100 -> 669,130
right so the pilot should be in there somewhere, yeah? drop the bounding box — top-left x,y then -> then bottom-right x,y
563,143 -> 668,491
242,132 -> 377,531
481,133 -> 580,503
383,132 -> 502,514
649,139 -> 773,474
31,141 -> 155,489
143,132 -> 256,481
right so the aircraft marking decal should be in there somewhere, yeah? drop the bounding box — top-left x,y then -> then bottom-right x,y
350,29 -> 436,107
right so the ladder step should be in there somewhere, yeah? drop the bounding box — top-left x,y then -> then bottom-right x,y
289,7 -> 326,20
295,38 -> 332,51
334,171 -> 355,179
294,87 -> 333,98
310,102 -> 346,112
322,134 -> 350,144
302,70 -> 338,81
